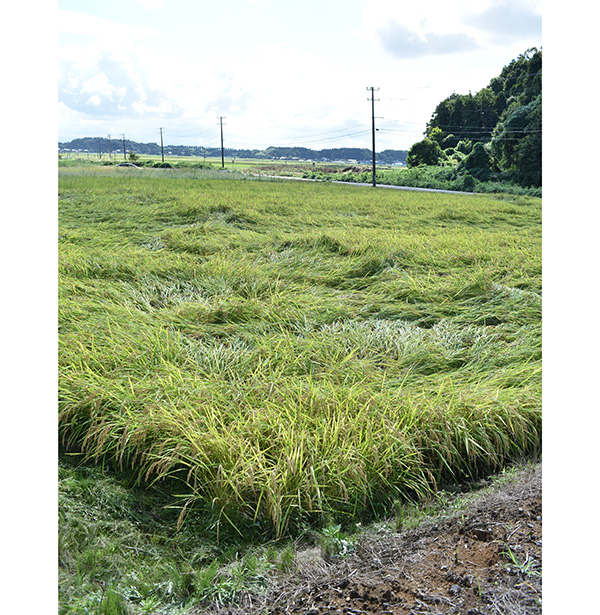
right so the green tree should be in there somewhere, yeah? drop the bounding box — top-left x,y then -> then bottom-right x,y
491,96 -> 541,187
459,142 -> 494,180
428,127 -> 445,147
406,138 -> 444,167
424,49 -> 541,154
455,139 -> 473,155
475,88 -> 499,135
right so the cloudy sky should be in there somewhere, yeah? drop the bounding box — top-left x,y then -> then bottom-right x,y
58,0 -> 542,151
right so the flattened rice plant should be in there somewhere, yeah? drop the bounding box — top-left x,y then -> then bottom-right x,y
59,170 -> 541,537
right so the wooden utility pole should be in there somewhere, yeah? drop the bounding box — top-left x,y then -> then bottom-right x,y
367,87 -> 380,187
159,127 -> 165,163
218,116 -> 226,168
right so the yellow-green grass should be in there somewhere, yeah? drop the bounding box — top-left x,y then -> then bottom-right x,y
59,167 -> 541,537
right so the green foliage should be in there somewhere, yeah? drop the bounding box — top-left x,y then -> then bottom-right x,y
423,48 -> 542,187
318,523 -> 355,559
455,140 -> 473,155
59,168 -> 541,611
306,165 -> 540,196
406,138 -> 444,167
59,454 -> 293,614
459,142 -> 494,181
501,543 -> 541,577
427,127 -> 446,147
491,96 -> 542,187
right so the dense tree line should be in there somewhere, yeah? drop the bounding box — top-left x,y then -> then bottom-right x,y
58,139 -> 407,164
407,48 -> 541,187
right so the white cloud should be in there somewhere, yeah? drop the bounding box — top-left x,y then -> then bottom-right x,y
378,21 -> 479,59
80,72 -> 119,98
465,0 -> 542,44
359,0 -> 541,59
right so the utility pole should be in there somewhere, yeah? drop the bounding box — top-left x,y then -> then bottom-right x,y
122,134 -> 127,160
107,134 -> 112,159
218,116 -> 226,168
159,127 -> 165,163
367,87 -> 380,187
98,137 -> 102,159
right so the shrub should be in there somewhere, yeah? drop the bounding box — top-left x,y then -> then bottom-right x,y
406,139 -> 445,167
459,143 -> 494,181
455,140 -> 473,155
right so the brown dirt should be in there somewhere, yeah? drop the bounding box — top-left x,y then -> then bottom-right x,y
198,464 -> 541,615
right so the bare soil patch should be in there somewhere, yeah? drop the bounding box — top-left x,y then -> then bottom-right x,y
198,464 -> 541,615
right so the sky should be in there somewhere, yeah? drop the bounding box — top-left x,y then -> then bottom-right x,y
57,0 -> 542,152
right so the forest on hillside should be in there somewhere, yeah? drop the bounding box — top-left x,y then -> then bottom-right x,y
407,48 -> 541,188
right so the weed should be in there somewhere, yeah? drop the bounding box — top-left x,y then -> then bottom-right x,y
501,543 -> 541,577
318,523 -> 355,559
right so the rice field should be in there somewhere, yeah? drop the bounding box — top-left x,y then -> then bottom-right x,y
58,167 -> 541,538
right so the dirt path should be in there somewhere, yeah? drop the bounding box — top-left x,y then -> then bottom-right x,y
198,464 -> 541,615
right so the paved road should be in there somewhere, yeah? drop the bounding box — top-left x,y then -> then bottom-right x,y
253,173 -> 476,196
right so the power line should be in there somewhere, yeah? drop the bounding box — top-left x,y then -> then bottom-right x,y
255,124 -> 369,143
222,123 -> 370,147
223,128 -> 372,150
167,125 -> 218,138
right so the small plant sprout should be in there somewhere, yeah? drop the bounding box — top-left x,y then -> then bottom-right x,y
501,543 -> 541,577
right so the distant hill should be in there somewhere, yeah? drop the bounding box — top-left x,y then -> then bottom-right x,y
58,138 -> 407,165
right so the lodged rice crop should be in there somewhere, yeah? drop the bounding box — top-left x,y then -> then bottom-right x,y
59,169 -> 541,537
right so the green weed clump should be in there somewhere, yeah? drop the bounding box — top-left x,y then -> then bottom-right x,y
59,169 -> 541,541
58,456 -> 283,614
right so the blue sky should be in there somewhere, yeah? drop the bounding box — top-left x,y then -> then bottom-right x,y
58,0 -> 542,151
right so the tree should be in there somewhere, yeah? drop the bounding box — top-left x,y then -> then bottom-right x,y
406,139 -> 444,167
459,142 -> 494,180
475,88 -> 499,136
424,49 -> 541,153
491,96 -> 541,187
455,139 -> 473,155
428,127 -> 445,147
